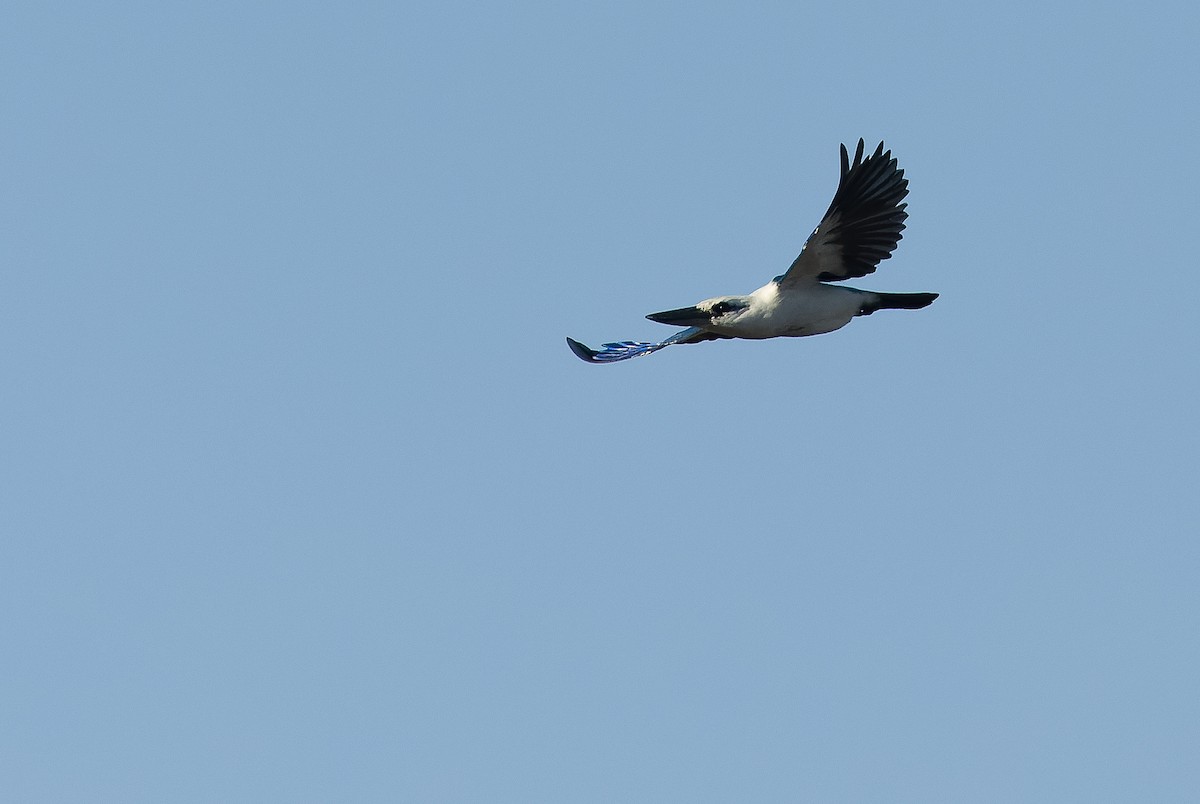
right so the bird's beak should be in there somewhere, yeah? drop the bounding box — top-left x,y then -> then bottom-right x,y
646,306 -> 709,327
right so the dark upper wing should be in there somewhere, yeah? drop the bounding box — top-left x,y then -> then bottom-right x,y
778,139 -> 909,286
566,327 -> 729,364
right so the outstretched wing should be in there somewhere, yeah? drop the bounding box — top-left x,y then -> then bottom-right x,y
566,327 -> 728,364
779,139 -> 909,286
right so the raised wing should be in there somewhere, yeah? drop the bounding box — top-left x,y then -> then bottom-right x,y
566,327 -> 728,364
779,139 -> 909,286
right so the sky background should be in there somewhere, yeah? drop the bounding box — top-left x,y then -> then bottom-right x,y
3,1 -> 1199,801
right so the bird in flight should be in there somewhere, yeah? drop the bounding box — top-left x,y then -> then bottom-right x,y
567,139 -> 936,363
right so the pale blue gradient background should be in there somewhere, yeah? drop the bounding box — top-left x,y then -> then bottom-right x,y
3,2 -> 1198,801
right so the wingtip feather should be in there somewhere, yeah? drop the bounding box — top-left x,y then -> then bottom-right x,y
566,337 -> 600,362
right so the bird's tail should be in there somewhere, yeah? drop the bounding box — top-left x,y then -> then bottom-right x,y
859,292 -> 938,315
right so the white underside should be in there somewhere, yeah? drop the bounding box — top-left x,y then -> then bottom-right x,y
708,281 -> 869,339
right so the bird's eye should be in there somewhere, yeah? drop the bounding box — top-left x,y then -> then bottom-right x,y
712,302 -> 731,315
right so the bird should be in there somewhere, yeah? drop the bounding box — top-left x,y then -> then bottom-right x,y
566,139 -> 936,363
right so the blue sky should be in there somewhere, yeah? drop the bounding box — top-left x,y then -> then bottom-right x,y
3,1 -> 1198,800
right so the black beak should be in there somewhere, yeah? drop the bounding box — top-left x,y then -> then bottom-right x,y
646,306 -> 709,327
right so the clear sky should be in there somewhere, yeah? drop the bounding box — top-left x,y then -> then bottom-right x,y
3,1 -> 1198,801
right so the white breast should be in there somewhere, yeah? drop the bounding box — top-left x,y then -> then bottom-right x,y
721,281 -> 865,339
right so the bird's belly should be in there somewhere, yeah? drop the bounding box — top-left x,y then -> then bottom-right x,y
767,289 -> 862,337
781,315 -> 853,337
704,283 -> 865,339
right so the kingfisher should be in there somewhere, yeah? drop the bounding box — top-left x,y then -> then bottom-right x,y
567,139 -> 936,363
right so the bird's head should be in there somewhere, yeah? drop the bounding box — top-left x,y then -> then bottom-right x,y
646,296 -> 751,328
